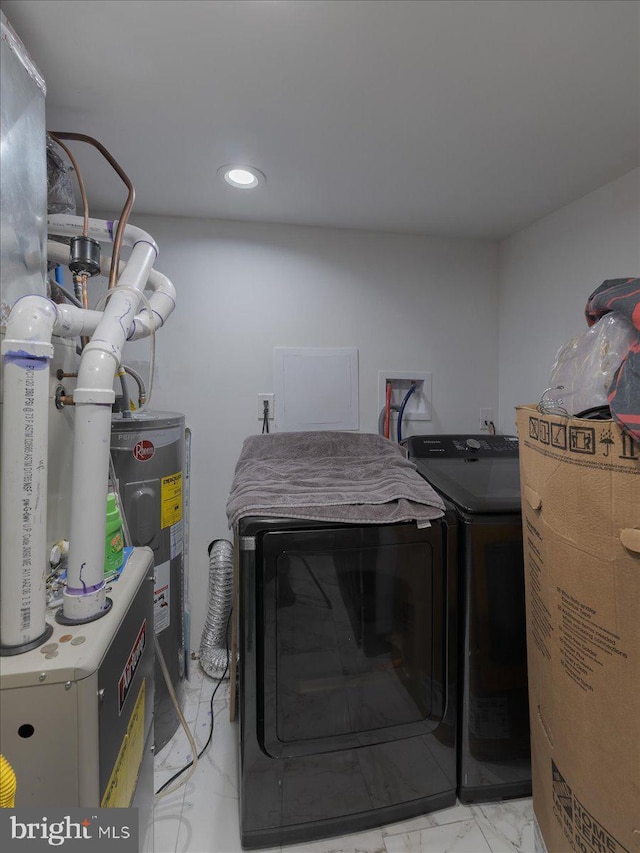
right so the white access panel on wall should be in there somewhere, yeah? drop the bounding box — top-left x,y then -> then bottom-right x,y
274,347 -> 359,432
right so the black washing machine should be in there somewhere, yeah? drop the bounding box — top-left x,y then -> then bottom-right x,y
237,514 -> 459,849
406,434 -> 531,804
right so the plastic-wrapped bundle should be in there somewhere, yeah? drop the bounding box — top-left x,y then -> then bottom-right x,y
199,539 -> 234,679
547,313 -> 636,416
47,134 -> 76,215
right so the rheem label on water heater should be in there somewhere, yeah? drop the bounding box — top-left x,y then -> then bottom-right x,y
133,439 -> 155,461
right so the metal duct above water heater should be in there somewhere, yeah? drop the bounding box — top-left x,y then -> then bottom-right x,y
110,411 -> 186,752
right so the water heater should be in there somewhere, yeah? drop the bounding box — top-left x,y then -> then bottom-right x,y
110,411 -> 186,751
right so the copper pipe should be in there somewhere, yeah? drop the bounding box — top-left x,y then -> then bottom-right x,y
50,132 -> 135,291
54,386 -> 75,409
74,273 -> 90,349
72,273 -> 89,309
73,277 -> 83,304
48,132 -> 89,237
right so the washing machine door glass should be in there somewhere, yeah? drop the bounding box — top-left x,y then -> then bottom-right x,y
260,524 -> 447,758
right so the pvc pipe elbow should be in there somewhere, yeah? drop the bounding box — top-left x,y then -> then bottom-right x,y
54,303 -> 102,338
74,344 -> 118,405
148,269 -> 176,304
1,295 -> 56,358
115,242 -> 157,293
112,220 -> 159,256
127,272 -> 176,340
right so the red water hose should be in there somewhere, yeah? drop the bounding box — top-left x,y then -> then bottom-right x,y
384,382 -> 392,439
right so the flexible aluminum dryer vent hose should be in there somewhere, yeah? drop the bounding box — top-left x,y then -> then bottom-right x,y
199,539 -> 234,679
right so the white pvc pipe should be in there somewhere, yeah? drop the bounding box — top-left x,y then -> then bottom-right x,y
0,297 -> 55,648
48,214 -> 159,254
63,240 -> 158,621
126,265 -> 176,340
47,239 -> 176,340
53,302 -> 103,338
1,216 -> 176,635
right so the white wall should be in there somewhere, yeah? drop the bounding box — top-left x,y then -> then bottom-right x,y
120,216 -> 498,649
497,168 -> 640,432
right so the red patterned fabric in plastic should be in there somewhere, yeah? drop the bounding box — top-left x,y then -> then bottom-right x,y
585,278 -> 640,442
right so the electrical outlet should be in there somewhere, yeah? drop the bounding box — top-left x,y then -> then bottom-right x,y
480,408 -> 493,430
257,393 -> 274,421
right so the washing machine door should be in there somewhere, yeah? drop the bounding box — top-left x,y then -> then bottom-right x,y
259,522 -> 448,759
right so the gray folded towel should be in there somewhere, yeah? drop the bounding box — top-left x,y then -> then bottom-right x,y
226,431 -> 444,528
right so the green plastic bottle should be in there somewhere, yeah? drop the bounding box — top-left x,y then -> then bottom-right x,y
104,492 -> 124,579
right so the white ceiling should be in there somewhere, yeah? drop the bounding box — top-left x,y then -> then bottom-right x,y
4,0 -> 639,239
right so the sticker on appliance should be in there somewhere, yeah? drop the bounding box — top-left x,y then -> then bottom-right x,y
118,620 -> 146,714
170,518 -> 184,559
161,472 -> 182,529
154,560 -> 171,634
102,680 -> 146,807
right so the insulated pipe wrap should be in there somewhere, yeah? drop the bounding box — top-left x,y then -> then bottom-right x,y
199,539 -> 234,679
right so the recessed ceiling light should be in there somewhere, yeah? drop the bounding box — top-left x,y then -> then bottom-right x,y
218,165 -> 265,189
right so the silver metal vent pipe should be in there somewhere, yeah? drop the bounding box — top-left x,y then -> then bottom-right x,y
199,539 -> 234,679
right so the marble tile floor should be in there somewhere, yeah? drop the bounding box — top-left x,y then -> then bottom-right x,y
154,667 -> 535,853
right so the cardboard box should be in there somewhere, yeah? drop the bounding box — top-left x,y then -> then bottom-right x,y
516,406 -> 640,853
535,817 -> 550,853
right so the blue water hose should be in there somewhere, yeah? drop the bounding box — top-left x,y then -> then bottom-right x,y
54,265 -> 64,285
397,384 -> 417,443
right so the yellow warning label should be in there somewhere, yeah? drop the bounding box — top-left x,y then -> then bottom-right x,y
161,472 -> 183,529
101,679 -> 146,808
